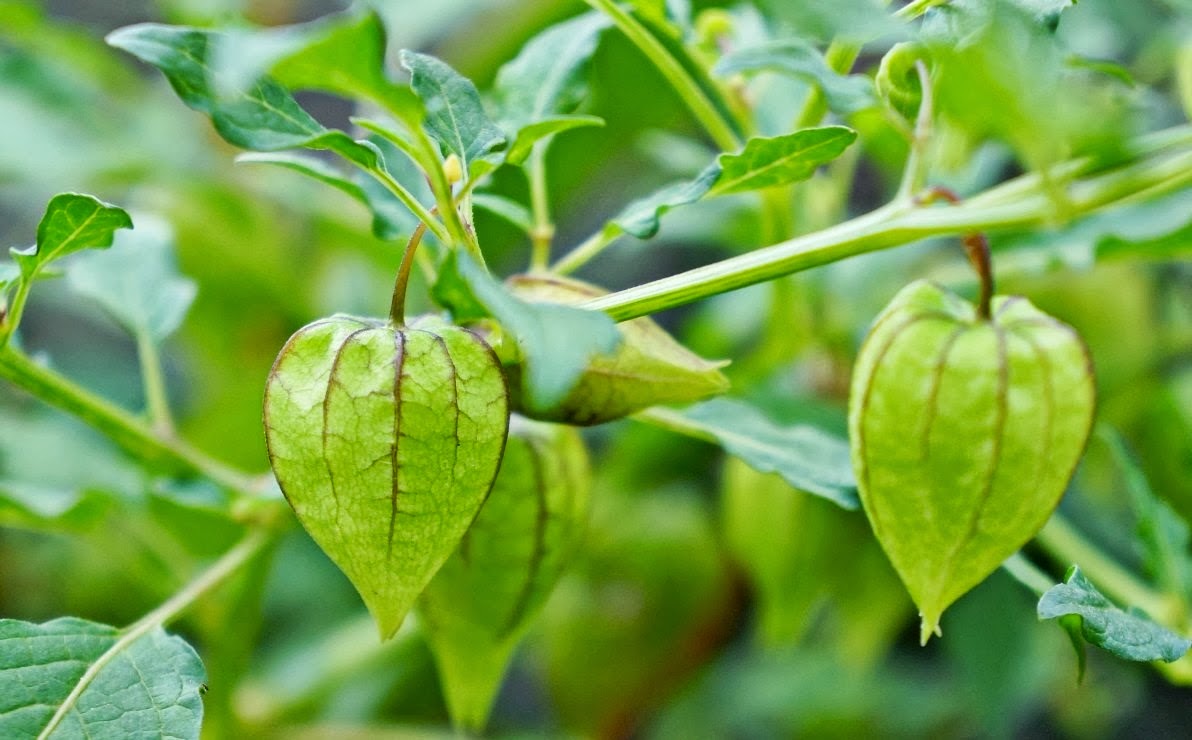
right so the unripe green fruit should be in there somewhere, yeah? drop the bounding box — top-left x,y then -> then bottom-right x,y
419,416 -> 590,732
263,314 -> 509,638
848,280 -> 1094,643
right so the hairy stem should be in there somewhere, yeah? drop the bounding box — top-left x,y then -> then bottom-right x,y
581,142 -> 1192,321
38,529 -> 273,740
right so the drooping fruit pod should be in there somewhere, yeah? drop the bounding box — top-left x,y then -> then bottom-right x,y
848,280 -> 1094,643
418,416 -> 590,732
506,274 -> 729,424
263,314 -> 509,639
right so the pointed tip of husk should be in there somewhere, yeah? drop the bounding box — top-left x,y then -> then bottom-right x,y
919,613 -> 943,646
371,606 -> 411,641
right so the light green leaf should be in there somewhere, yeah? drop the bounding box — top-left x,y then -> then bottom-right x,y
504,115 -> 605,166
420,418 -> 590,732
471,193 -> 535,234
677,398 -> 858,509
509,274 -> 729,425
235,152 -> 414,240
715,40 -> 878,114
0,482 -> 115,533
400,50 -> 505,172
106,24 -> 379,167
440,253 -> 620,412
12,193 -> 132,280
756,0 -> 904,43
608,162 -> 722,239
712,127 -> 857,195
0,617 -> 206,739
65,215 -> 197,341
1038,566 -> 1192,663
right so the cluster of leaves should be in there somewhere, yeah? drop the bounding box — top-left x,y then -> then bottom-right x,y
0,0 -> 1190,737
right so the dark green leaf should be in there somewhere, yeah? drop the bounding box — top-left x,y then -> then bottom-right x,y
65,215 -> 197,341
713,127 -> 857,195
1037,566 -> 1192,663
677,398 -> 859,509
12,193 -> 132,280
715,40 -> 878,115
471,193 -> 534,234
504,115 -> 605,166
107,24 -> 378,166
438,252 -> 620,411
400,50 -> 505,171
609,162 -> 721,239
0,617 -> 206,739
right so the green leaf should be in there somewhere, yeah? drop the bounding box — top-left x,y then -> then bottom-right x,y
235,152 -> 413,240
508,274 -> 729,425
607,162 -> 722,240
420,418 -> 590,732
504,115 -> 605,167
1038,566 -> 1192,663
0,482 -> 115,532
0,617 -> 206,739
493,12 -> 609,156
437,253 -> 620,412
400,50 -> 505,172
678,397 -> 858,509
715,40 -> 878,115
106,24 -> 379,167
12,193 -> 132,280
756,0 -> 904,43
65,215 -> 197,341
471,193 -> 534,234
712,127 -> 857,195
264,315 -> 510,639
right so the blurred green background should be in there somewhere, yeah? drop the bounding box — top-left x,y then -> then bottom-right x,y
1,0 -> 1191,737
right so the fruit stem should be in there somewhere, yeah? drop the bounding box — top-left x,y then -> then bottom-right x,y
915,186 -> 994,319
390,221 -> 428,326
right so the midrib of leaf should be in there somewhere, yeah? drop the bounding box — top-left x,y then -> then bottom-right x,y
715,132 -> 852,193
40,209 -> 104,275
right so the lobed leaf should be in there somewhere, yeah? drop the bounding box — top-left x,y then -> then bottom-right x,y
65,215 -> 197,341
400,50 -> 505,173
12,193 -> 132,280
607,162 -> 722,239
107,24 -> 379,166
715,40 -> 878,115
0,617 -> 206,739
1038,567 -> 1192,663
712,126 -> 857,195
677,397 -> 858,509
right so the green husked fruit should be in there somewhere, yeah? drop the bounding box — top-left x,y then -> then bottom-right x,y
507,274 -> 729,424
419,416 -> 590,732
848,280 -> 1094,643
263,314 -> 509,638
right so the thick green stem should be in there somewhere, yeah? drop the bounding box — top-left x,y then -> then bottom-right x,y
0,347 -> 260,493
37,529 -> 273,740
581,144 -> 1192,321
583,0 -> 741,152
528,146 -> 554,271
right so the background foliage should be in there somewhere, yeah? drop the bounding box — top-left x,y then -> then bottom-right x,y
1,0 -> 1191,737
